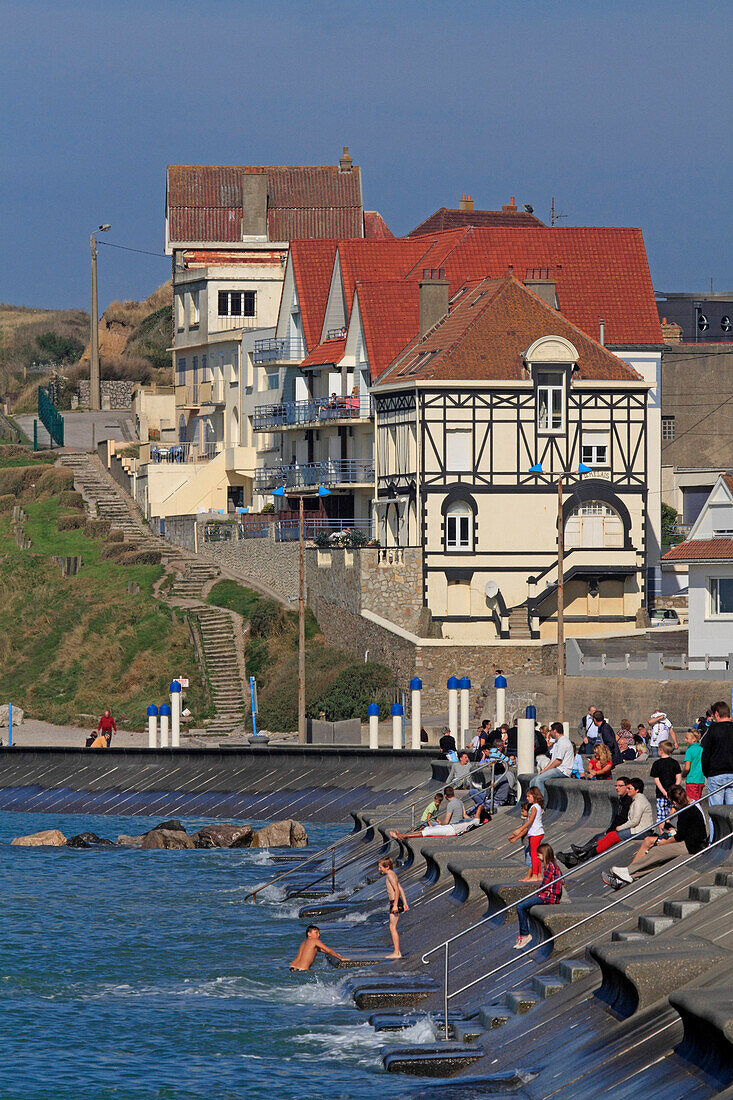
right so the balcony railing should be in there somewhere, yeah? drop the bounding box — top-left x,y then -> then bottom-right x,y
254,459 -> 375,492
150,440 -> 223,464
175,380 -> 212,408
252,394 -> 372,431
326,327 -> 347,340
253,338 -> 305,365
275,517 -> 373,542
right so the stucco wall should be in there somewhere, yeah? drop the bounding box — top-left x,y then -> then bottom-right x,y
688,563 -> 733,660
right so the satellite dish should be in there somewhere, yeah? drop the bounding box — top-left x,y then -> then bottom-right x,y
484,581 -> 499,599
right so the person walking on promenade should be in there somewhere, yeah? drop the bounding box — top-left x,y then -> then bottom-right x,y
701,701 -> 733,813
514,843 -> 563,949
649,710 -> 678,756
97,709 -> 117,746
578,705 -> 598,754
590,710 -> 622,766
651,739 -> 681,821
683,729 -> 706,803
379,857 -> 409,959
531,723 -> 574,799
509,787 -> 545,882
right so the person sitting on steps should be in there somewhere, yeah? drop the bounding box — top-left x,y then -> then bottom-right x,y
559,778 -> 653,867
445,751 -> 473,789
603,785 -> 708,889
587,742 -> 614,780
514,843 -> 564,950
390,786 -> 472,839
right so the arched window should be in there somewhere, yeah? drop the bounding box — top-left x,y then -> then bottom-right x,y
566,501 -> 623,548
446,500 -> 473,551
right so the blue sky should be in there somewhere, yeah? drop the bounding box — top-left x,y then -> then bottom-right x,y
0,0 -> 730,310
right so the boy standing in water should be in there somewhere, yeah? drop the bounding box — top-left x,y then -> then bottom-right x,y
289,925 -> 347,971
379,857 -> 409,959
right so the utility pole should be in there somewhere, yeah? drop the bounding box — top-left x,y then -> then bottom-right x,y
298,494 -> 306,743
89,225 -> 110,413
557,476 -> 565,723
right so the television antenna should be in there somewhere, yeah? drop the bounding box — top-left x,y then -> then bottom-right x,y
550,197 -> 568,227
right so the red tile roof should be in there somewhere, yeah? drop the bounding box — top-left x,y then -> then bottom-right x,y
364,211 -> 394,239
183,249 -> 283,266
375,276 -> 643,386
723,475 -> 733,495
663,538 -> 733,562
300,337 -> 346,368
327,226 -> 661,346
410,206 -> 544,234
289,240 -> 340,351
353,280 -> 420,379
167,165 -> 363,244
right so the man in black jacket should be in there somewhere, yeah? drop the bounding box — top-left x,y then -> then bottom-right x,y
591,709 -> 621,766
702,700 -> 733,810
558,776 -> 631,866
604,785 -> 707,887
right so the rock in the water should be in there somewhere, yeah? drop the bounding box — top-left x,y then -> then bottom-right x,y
192,823 -> 254,849
116,835 -> 146,848
66,832 -> 114,848
11,829 -> 67,847
0,703 -> 23,728
141,828 -> 194,850
251,820 -> 308,849
156,819 -> 187,833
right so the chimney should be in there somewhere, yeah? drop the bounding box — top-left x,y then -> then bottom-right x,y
339,146 -> 353,172
599,318 -> 605,346
459,194 -> 474,211
661,317 -> 683,345
418,267 -> 449,339
524,267 -> 557,309
501,196 -> 517,214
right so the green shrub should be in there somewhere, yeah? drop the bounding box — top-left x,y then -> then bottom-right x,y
309,661 -> 394,722
0,494 -> 15,513
249,598 -> 289,639
33,467 -> 73,495
84,519 -> 111,539
118,549 -> 161,566
99,542 -> 130,560
313,531 -> 330,547
244,637 -> 269,681
207,580 -> 260,619
57,514 -> 85,531
261,503 -> 275,514
59,490 -> 85,509
106,528 -> 125,543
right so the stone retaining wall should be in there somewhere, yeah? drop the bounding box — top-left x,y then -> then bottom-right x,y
78,380 -> 135,410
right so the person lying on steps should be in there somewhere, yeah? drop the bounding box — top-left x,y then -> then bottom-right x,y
390,786 -> 472,839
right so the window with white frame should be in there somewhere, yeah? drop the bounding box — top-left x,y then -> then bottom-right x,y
189,290 -> 200,327
265,369 -> 279,391
218,290 -> 256,317
537,371 -> 565,432
708,576 -> 733,617
445,501 -> 473,551
662,416 -> 675,441
566,501 -> 623,548
711,504 -> 733,536
445,428 -> 472,471
581,432 -> 609,467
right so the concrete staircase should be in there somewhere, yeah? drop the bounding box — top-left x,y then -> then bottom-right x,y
508,606 -> 531,639
58,453 -> 248,737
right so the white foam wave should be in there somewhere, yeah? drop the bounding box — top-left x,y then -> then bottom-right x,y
75,973 -> 352,1006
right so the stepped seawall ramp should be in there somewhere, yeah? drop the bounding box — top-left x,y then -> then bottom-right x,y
0,745 -> 435,822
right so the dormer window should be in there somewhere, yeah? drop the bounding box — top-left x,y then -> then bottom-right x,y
537,371 -> 565,433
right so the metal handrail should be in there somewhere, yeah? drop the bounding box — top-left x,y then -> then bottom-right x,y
243,755 -> 501,903
428,778 -> 733,1040
422,777 -> 733,965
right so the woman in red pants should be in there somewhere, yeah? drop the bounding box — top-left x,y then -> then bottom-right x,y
509,787 -> 545,882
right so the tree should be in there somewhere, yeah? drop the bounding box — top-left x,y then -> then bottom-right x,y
661,501 -> 679,546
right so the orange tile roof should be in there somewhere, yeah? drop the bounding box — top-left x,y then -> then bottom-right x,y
364,211 -> 394,239
663,538 -> 733,561
375,276 -> 644,386
354,280 -> 420,379
167,165 -> 363,243
300,336 -> 346,368
289,240 -> 340,351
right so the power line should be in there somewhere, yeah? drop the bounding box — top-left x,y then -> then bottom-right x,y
97,240 -> 168,259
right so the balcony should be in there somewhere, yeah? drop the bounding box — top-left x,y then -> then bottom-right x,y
175,380 -> 212,409
253,394 -> 372,431
149,440 -> 223,464
254,459 -> 374,493
210,381 -> 226,405
253,337 -> 305,365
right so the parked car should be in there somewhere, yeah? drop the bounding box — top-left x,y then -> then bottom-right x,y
650,608 -> 681,626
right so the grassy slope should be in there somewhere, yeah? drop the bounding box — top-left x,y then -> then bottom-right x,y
0,481 -> 210,729
207,581 -> 395,732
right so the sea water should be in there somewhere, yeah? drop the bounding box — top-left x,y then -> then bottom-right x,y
0,811 -> 426,1099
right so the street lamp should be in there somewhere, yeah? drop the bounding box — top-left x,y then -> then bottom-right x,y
89,224 -> 111,412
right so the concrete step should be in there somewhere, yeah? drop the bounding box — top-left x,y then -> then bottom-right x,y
689,884 -> 730,903
383,1044 -> 483,1077
477,1004 -> 512,1029
559,958 -> 595,983
664,899 -> 704,919
714,871 -> 733,887
504,989 -> 539,1015
531,974 -> 566,998
611,930 -> 649,943
637,913 -> 678,936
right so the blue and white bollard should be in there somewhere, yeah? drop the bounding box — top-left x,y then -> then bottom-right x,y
368,703 -> 380,750
459,676 -> 471,745
159,703 -> 171,749
170,681 -> 182,748
447,676 -> 459,742
410,677 -> 422,750
147,704 -> 158,749
494,672 -> 507,726
391,703 -> 404,750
